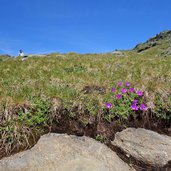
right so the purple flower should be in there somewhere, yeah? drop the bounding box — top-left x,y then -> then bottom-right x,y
106,102 -> 113,109
137,91 -> 143,96
111,87 -> 115,92
129,88 -> 135,93
140,104 -> 148,111
121,88 -> 127,94
126,82 -> 130,87
133,99 -> 138,104
131,104 -> 139,110
116,94 -> 122,99
118,82 -> 122,86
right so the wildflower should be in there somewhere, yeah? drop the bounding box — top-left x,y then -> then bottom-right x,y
133,99 -> 138,104
137,91 -> 143,96
111,87 -> 115,92
118,82 -> 122,86
140,104 -> 148,111
116,94 -> 122,99
129,87 -> 135,93
106,102 -> 113,109
131,104 -> 138,110
126,82 -> 130,87
121,88 -> 127,94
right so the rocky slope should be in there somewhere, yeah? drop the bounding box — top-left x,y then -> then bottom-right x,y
133,30 -> 171,55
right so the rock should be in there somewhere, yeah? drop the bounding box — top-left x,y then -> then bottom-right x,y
0,133 -> 134,171
27,54 -> 47,58
134,42 -> 158,52
148,30 -> 171,42
111,50 -> 124,56
112,128 -> 171,167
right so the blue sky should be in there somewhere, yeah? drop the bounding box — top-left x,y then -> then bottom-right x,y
0,0 -> 171,56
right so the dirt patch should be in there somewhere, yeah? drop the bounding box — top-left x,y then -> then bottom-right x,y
82,85 -> 106,94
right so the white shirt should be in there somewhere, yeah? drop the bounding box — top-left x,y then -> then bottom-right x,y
19,52 -> 24,57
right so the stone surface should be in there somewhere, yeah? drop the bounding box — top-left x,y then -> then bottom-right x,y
27,54 -> 47,57
112,128 -> 171,167
0,133 -> 134,171
111,50 -> 124,56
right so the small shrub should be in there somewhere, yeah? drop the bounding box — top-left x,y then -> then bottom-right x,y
95,134 -> 106,143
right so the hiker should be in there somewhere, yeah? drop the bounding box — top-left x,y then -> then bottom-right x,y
19,50 -> 27,61
19,50 -> 24,57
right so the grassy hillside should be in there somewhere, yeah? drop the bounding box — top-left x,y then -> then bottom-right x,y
0,53 -> 170,110
0,31 -> 171,160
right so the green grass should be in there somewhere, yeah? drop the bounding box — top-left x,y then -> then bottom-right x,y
0,52 -> 170,109
1,30 -> 171,160
0,49 -> 171,154
0,51 -> 171,158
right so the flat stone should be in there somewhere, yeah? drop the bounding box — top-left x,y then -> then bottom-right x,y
112,128 -> 171,167
0,133 -> 134,171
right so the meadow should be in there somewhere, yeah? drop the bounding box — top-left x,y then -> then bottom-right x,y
0,51 -> 171,158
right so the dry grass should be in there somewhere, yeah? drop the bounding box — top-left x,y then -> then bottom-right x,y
0,52 -> 170,110
0,51 -> 170,158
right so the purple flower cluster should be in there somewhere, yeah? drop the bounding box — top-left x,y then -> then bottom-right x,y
131,100 -> 148,111
131,100 -> 139,110
131,104 -> 139,110
105,82 -> 148,112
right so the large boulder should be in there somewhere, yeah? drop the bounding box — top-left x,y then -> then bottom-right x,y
0,133 -> 134,171
112,128 -> 171,168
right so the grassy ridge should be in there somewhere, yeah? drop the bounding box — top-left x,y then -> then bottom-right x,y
0,53 -> 170,107
0,51 -> 171,158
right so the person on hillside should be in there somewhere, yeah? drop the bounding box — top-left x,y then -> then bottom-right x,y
19,50 -> 28,61
19,50 -> 24,57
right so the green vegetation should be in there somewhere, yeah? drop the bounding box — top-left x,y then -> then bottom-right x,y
0,31 -> 171,158
0,52 -> 170,113
0,55 -> 12,62
0,97 -> 50,156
